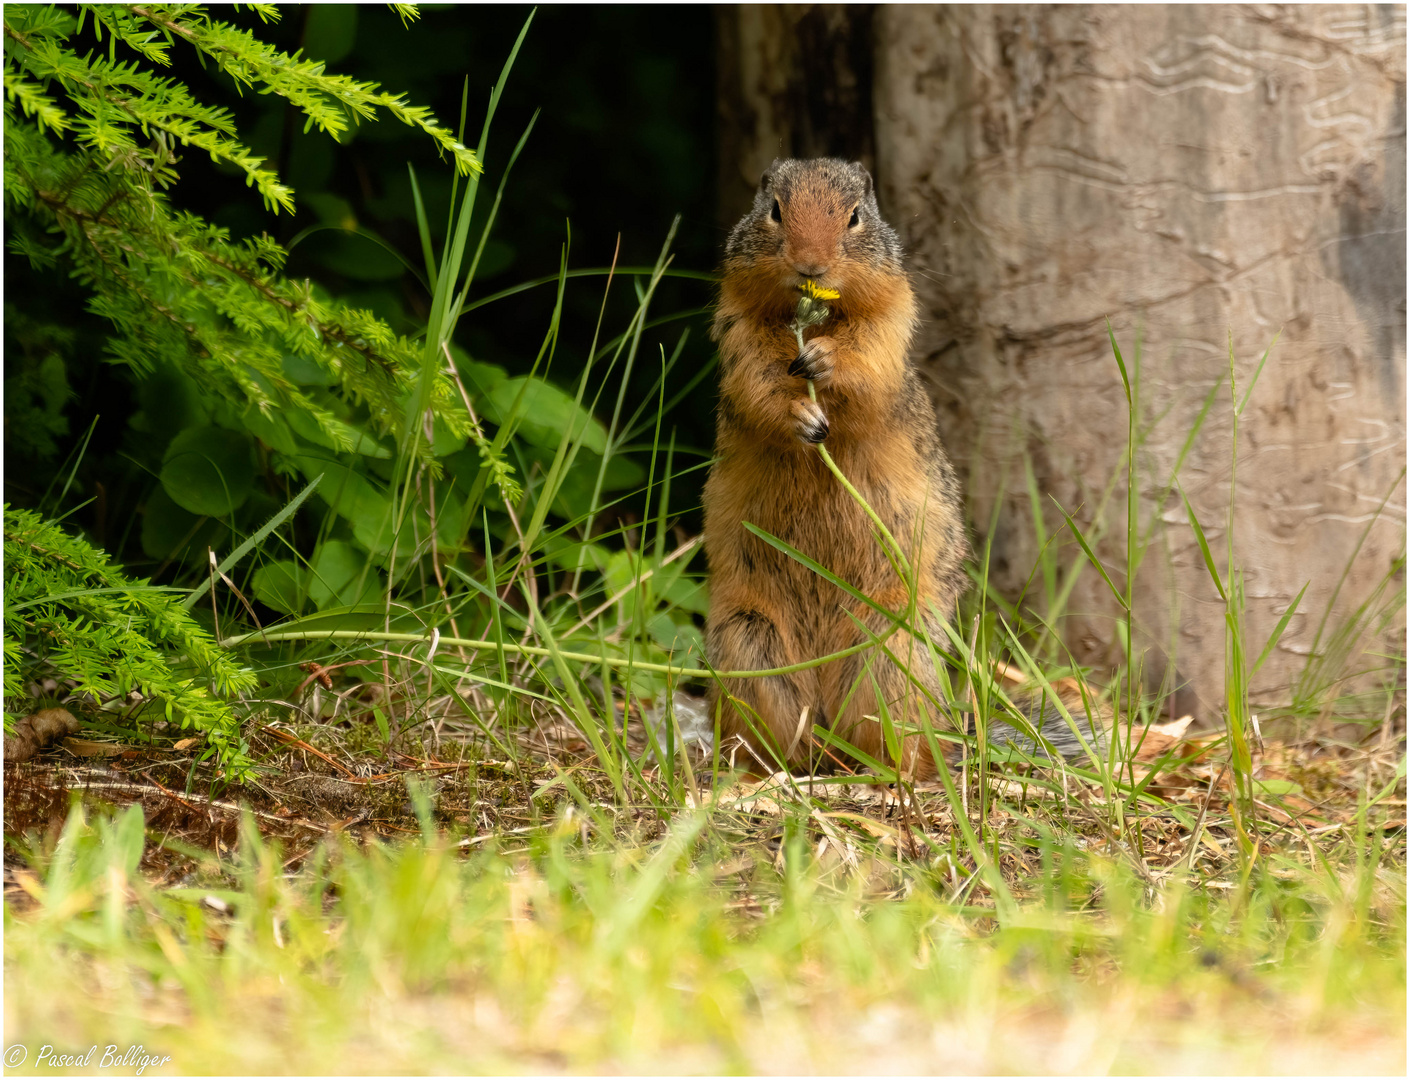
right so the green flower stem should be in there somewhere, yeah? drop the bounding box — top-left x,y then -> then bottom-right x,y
812,436 -> 912,585
218,628 -> 881,680
792,316 -> 912,584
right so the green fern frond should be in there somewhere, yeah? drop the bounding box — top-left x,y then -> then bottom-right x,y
4,506 -> 256,774
3,72 -> 69,132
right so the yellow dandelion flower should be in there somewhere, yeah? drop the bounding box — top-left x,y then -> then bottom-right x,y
798,279 -> 840,301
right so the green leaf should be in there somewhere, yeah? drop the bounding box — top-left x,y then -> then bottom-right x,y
540,449 -> 645,519
307,540 -> 382,611
1051,497 -> 1127,611
312,231 -> 411,282
1251,581 -> 1309,678
281,352 -> 339,387
1236,330 -> 1281,417
662,575 -> 708,615
286,409 -> 392,458
106,803 -> 146,877
183,474 -> 323,610
1176,482 -> 1228,603
241,407 -> 299,455
160,426 -> 255,517
251,559 -> 305,615
457,356 -> 507,395
430,413 -> 466,457
140,485 -> 227,561
542,536 -> 611,575
484,376 -> 608,454
648,613 -> 701,654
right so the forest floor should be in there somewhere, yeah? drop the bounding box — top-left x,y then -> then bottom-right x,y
3,694 -> 1405,1075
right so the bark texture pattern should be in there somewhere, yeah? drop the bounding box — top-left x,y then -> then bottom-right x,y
874,4 -> 1405,711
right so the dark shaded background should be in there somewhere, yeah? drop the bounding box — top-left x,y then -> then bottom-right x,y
4,5 -> 721,564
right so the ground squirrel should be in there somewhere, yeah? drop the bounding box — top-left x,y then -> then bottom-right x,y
704,157 -> 1094,777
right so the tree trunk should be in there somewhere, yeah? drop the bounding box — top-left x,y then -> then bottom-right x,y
718,4 -> 1406,718
715,5 -> 877,225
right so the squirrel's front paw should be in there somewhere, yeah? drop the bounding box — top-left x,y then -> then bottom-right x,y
791,398 -> 829,444
788,335 -> 836,384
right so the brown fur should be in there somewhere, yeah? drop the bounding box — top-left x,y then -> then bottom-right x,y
704,158 -> 968,778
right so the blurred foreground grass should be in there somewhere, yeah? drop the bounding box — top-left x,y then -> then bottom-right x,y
4,798 -> 1404,1075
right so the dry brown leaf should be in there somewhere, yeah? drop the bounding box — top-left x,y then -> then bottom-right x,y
818,810 -> 897,838
62,738 -> 124,758
1131,715 -> 1196,763
702,772 -> 792,816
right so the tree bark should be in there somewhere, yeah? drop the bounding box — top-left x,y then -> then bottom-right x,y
715,5 -> 877,225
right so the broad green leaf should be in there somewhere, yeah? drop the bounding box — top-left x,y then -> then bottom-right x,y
313,231 -> 406,281
661,575 -> 708,615
160,426 -> 255,517
286,409 -> 392,459
542,536 -> 612,575
603,549 -> 639,596
183,475 -> 323,610
262,605 -> 422,636
241,406 -> 299,454
541,449 -> 646,519
484,376 -> 608,454
649,613 -> 702,655
294,455 -> 397,554
452,351 -> 506,396
431,414 -> 467,457
130,365 -> 207,450
307,540 -> 383,610
140,485 -> 227,561
281,352 -> 339,387
251,559 -> 305,615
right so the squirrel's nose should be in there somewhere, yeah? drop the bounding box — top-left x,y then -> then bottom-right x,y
793,262 -> 829,279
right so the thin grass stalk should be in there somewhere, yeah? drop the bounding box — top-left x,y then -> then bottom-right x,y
572,219 -> 682,584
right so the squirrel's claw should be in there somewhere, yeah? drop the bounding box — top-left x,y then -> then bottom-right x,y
789,335 -> 836,384
791,398 -> 829,444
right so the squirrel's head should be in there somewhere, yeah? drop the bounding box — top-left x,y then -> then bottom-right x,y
724,158 -> 904,301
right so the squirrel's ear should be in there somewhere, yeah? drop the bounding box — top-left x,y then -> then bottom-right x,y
856,165 -> 874,197
759,171 -> 773,192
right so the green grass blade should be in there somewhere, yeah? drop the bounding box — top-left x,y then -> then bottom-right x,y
1251,580 -> 1309,678
742,522 -> 908,632
1050,497 -> 1127,610
1175,482 -> 1228,603
1106,317 -> 1131,406
1236,330 -> 1281,417
451,108 -> 539,323
181,474 -> 323,610
526,590 -> 625,803
407,162 -> 437,291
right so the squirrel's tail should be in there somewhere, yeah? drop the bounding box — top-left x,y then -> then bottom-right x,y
967,689 -> 1109,762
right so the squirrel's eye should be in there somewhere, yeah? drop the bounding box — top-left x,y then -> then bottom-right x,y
770,199 -> 782,224
848,206 -> 861,228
